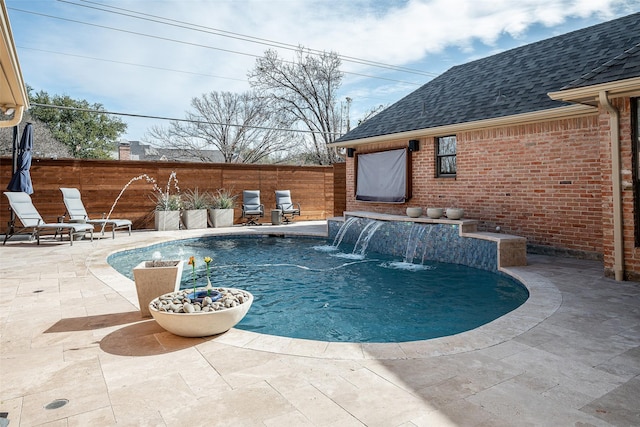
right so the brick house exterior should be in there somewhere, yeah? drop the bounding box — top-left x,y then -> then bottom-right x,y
332,13 -> 640,280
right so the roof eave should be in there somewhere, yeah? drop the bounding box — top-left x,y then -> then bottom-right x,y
0,1 -> 29,128
548,77 -> 640,104
331,104 -> 597,148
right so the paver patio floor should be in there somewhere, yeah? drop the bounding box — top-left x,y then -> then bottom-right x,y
1,221 -> 639,426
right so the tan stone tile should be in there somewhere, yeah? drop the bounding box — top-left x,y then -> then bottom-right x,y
162,381 -> 294,426
264,410 -> 317,427
268,375 -> 362,426
109,373 -> 196,422
244,333 -> 294,353
0,396 -> 23,426
282,337 -> 329,357
362,342 -> 407,359
18,360 -> 110,426
322,342 -> 364,359
67,406 -> 115,426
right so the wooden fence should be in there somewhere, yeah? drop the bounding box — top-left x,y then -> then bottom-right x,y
0,158 -> 346,230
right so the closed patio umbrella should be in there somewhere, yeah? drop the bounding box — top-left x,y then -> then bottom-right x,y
7,122 -> 34,194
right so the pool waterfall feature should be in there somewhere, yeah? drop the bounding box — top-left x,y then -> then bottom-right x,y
328,211 -> 527,272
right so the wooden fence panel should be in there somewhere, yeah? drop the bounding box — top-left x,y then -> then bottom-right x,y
0,158 -> 346,231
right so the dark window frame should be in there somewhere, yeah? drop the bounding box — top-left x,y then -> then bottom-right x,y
435,135 -> 457,178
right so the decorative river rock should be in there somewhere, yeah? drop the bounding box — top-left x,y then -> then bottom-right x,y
149,287 -> 253,337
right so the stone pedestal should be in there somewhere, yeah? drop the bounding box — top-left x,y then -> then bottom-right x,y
133,260 -> 184,317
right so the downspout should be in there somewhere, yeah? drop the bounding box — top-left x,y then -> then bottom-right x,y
599,91 -> 624,281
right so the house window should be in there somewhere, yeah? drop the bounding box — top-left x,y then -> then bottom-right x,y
436,135 -> 456,177
632,98 -> 640,246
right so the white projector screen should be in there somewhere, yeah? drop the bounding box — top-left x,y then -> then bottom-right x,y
355,148 -> 409,203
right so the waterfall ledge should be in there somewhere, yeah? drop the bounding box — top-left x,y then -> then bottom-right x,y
328,211 -> 526,271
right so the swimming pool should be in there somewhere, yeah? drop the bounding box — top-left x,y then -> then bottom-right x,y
108,235 -> 528,343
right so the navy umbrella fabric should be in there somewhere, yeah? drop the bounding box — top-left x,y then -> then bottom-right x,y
7,123 -> 34,194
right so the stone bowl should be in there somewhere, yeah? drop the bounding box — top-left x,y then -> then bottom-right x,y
149,287 -> 253,338
406,207 -> 423,218
446,208 -> 464,220
426,208 -> 444,219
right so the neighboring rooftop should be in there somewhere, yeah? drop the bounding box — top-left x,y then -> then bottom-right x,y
336,12 -> 640,143
119,140 -> 224,162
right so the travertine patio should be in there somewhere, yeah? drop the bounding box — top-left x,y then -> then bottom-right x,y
1,221 -> 638,426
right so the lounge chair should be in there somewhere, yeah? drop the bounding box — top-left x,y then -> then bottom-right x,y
241,190 -> 264,225
3,191 -> 94,246
275,190 -> 301,224
60,188 -> 132,238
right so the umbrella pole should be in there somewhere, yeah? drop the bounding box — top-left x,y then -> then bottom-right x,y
9,125 -> 19,234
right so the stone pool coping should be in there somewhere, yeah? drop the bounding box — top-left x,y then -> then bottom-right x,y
87,222 -> 561,360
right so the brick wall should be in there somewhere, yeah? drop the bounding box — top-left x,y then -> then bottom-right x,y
600,97 -> 640,280
346,114 -> 605,257
0,158 -> 346,230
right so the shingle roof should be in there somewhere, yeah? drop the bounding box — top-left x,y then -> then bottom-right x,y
561,42 -> 640,89
336,13 -> 640,143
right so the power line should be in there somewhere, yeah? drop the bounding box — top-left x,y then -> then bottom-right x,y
65,0 -> 439,78
30,103 -> 344,136
17,46 -> 247,82
9,7 -> 424,87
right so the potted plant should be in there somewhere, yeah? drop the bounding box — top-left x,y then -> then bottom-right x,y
153,193 -> 183,231
209,188 -> 237,228
182,188 -> 211,229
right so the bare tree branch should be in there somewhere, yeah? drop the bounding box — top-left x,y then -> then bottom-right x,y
248,47 -> 344,165
144,91 -> 298,163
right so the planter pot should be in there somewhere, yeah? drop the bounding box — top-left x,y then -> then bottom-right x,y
426,208 -> 444,219
446,208 -> 464,220
209,208 -> 234,228
155,210 -> 181,231
183,209 -> 208,229
133,260 -> 184,318
406,207 -> 423,218
149,287 -> 253,337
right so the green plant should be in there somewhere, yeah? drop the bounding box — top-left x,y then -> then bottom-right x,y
183,188 -> 212,210
210,188 -> 238,209
152,193 -> 182,211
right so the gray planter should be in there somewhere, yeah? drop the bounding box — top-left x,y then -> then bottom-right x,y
155,210 -> 180,231
183,209 -> 208,229
209,208 -> 234,228
133,260 -> 184,317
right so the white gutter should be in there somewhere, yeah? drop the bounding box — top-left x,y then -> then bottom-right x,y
0,0 -> 29,127
599,90 -> 624,281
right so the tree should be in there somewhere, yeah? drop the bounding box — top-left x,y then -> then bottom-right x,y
248,47 -> 344,165
358,104 -> 386,126
145,91 -> 298,164
0,111 -> 71,159
28,89 -> 127,159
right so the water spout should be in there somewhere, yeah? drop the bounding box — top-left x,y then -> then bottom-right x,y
102,174 -> 158,233
353,220 -> 384,256
332,216 -> 358,248
404,223 -> 427,264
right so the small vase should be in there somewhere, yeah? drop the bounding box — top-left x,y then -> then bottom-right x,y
446,208 -> 464,220
187,288 -> 222,303
406,207 -> 423,218
426,208 -> 444,219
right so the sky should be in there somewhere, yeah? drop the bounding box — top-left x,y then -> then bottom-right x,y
6,0 -> 640,142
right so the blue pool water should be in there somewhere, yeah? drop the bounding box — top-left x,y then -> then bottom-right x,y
108,236 -> 528,343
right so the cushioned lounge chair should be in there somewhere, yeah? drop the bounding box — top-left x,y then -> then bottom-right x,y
275,190 -> 301,224
3,191 -> 94,246
60,188 -> 132,238
241,190 -> 264,225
